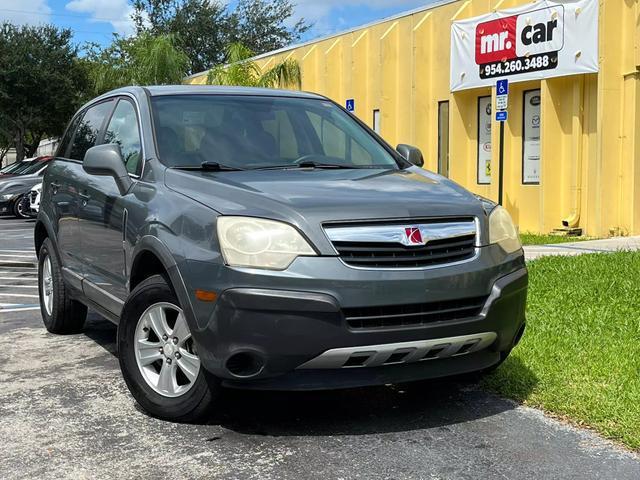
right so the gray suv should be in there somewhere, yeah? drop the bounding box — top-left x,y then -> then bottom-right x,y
36,86 -> 527,422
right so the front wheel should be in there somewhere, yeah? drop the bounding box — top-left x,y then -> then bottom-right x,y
13,195 -> 30,219
118,274 -> 220,422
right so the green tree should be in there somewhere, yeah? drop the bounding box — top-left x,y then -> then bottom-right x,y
85,33 -> 189,95
226,0 -> 310,55
0,23 -> 88,161
132,0 -> 310,75
206,42 -> 301,89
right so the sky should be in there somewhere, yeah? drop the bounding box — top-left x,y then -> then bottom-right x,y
0,0 -> 435,49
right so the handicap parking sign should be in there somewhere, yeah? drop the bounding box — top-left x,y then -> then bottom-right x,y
496,79 -> 509,96
346,99 -> 355,112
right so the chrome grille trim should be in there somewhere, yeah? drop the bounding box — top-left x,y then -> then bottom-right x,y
296,332 -> 497,369
324,219 -> 477,246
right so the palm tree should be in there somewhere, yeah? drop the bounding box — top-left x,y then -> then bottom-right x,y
206,43 -> 301,89
88,33 -> 190,95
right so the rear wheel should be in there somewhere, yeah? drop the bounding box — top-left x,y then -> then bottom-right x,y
38,238 -> 87,334
118,274 -> 220,422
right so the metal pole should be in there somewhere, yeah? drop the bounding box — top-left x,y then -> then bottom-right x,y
498,120 -> 505,206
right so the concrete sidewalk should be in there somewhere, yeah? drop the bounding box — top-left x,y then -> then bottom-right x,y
523,236 -> 640,261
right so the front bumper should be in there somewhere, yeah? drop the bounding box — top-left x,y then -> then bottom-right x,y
0,199 -> 13,214
185,246 -> 527,390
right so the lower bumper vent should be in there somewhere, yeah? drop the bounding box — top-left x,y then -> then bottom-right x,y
343,296 -> 488,330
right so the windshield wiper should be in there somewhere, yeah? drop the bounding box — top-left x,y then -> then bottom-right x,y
174,161 -> 244,172
254,161 -> 359,171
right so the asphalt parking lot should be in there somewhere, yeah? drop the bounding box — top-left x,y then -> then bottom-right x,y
1,215 -> 639,479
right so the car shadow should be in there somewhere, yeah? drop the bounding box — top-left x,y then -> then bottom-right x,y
209,355 -> 536,436
83,313 -> 118,356
82,314 -> 538,436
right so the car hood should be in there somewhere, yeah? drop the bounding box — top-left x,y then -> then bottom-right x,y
0,173 -> 43,194
165,166 -> 488,250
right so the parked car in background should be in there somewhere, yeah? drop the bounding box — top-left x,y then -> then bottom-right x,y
0,157 -> 52,218
36,86 -> 527,422
29,182 -> 43,216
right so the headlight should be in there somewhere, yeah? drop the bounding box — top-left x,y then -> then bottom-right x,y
0,193 -> 17,201
488,206 -> 521,253
217,217 -> 316,270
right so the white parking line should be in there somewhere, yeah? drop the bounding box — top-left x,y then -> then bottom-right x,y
0,285 -> 37,289
0,254 -> 36,258
0,277 -> 37,281
0,292 -> 39,298
0,272 -> 38,276
0,306 -> 40,312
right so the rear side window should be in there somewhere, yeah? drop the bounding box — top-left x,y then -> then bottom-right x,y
68,100 -> 114,162
57,114 -> 82,158
104,99 -> 143,175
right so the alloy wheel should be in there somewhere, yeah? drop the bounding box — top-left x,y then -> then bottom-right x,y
134,302 -> 201,398
41,254 -> 53,316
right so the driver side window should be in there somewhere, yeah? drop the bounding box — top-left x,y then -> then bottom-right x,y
104,99 -> 143,175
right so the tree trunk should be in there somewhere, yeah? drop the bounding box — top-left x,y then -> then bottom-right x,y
14,133 -> 24,162
25,133 -> 42,158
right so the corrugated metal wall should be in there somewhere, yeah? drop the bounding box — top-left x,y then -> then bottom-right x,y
187,0 -> 640,237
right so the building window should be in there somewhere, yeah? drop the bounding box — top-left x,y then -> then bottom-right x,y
373,109 -> 381,134
477,96 -> 492,185
437,101 -> 450,177
522,89 -> 541,185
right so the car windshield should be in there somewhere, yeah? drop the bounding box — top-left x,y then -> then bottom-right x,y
151,95 -> 401,170
19,160 -> 48,175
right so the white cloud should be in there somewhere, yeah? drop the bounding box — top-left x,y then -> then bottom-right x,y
0,0 -> 52,25
294,0 -> 428,36
65,0 -> 136,36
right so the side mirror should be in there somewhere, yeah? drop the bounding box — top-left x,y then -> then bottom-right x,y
83,144 -> 133,195
396,144 -> 424,167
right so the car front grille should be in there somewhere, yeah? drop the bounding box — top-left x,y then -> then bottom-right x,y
332,234 -> 477,268
343,296 -> 488,330
324,217 -> 478,269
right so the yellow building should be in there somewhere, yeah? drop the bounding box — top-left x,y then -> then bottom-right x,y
186,0 -> 640,237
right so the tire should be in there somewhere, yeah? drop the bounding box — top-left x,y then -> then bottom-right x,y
13,195 -> 30,219
117,274 -> 220,422
38,238 -> 87,334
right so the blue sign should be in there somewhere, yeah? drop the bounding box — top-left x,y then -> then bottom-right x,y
346,99 -> 355,112
496,79 -> 509,96
496,111 -> 508,122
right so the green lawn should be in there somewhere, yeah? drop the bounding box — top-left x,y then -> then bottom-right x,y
482,252 -> 640,450
520,232 -> 596,245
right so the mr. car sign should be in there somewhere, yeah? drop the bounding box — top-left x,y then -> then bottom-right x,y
451,0 -> 598,92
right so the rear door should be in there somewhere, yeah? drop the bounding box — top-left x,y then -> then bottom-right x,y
51,100 -> 115,291
78,97 -> 143,310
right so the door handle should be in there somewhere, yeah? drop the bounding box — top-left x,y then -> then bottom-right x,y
79,192 -> 90,207
50,182 -> 60,194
